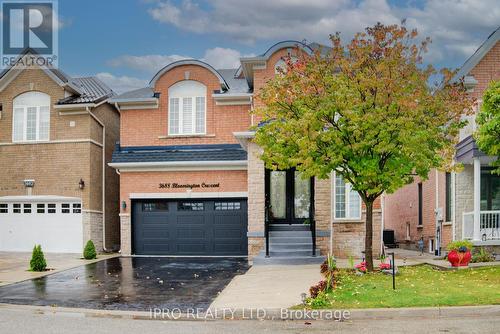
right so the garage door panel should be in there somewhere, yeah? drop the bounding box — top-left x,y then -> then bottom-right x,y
176,228 -> 206,239
143,244 -> 171,252
142,229 -> 170,238
177,243 -> 207,253
133,199 -> 247,256
214,214 -> 242,225
176,215 -> 206,225
214,243 -> 244,252
0,201 -> 83,253
214,228 -> 243,238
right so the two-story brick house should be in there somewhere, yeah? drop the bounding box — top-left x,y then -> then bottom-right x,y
110,41 -> 383,262
384,27 -> 500,254
0,50 -> 120,253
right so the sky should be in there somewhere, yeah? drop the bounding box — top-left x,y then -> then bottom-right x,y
52,0 -> 500,93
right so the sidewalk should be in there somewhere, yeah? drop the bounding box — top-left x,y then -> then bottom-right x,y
0,252 -> 118,286
210,264 -> 322,309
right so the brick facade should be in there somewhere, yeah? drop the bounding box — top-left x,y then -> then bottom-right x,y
384,171 -> 452,252
385,40 -> 500,251
116,43 -> 384,258
0,67 -> 120,252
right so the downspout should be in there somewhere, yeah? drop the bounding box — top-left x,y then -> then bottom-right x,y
87,107 -> 109,252
381,193 -> 385,255
329,174 -> 334,254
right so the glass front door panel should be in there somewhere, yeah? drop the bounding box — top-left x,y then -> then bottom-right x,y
270,171 -> 286,219
294,171 -> 310,219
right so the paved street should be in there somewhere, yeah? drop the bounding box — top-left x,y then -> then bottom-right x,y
0,306 -> 498,334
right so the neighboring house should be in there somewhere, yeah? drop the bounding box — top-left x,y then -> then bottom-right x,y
0,50 -> 120,253
110,41 -> 383,262
384,27 -> 500,254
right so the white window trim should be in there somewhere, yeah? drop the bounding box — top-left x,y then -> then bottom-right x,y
168,96 -> 206,135
168,81 -> 207,136
12,104 -> 50,142
332,172 -> 362,221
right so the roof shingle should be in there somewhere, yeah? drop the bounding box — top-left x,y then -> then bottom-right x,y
112,144 -> 247,163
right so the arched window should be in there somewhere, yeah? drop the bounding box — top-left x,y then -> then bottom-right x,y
12,91 -> 51,142
274,56 -> 298,74
168,80 -> 206,135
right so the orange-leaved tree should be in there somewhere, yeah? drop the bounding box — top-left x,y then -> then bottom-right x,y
254,23 -> 473,271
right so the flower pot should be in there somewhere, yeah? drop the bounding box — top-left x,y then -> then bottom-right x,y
447,250 -> 472,267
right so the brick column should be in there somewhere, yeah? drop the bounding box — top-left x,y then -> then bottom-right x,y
119,213 -> 131,255
247,142 -> 265,258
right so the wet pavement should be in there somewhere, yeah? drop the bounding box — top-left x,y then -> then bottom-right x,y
0,257 -> 249,311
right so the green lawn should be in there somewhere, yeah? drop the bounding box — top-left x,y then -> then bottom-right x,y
308,265 -> 500,309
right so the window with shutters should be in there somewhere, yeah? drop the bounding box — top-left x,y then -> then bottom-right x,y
168,80 -> 206,135
12,91 -> 50,142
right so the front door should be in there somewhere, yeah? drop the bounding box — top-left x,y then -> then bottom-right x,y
265,169 -> 313,224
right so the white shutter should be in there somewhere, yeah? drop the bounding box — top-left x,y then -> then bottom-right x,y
39,106 -> 50,140
195,97 -> 205,134
169,98 -> 180,134
182,97 -> 193,133
26,107 -> 37,141
13,107 -> 25,142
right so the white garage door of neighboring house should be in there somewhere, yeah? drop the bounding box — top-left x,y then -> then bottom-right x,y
0,196 -> 83,253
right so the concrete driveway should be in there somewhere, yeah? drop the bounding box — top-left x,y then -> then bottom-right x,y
0,257 -> 249,311
210,264 -> 322,309
0,252 -> 117,286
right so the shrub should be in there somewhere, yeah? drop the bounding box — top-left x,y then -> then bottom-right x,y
447,240 -> 473,252
309,291 -> 330,308
309,280 -> 328,298
30,245 -> 47,272
83,240 -> 97,260
471,247 -> 495,263
320,254 -> 337,289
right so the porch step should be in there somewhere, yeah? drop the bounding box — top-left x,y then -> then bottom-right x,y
269,224 -> 310,231
253,253 -> 326,265
269,236 -> 312,244
270,243 -> 313,251
268,249 -> 321,257
269,231 -> 312,237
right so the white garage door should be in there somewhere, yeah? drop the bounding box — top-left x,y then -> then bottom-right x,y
0,196 -> 83,253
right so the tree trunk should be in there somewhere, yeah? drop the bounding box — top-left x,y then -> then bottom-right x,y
364,200 -> 374,271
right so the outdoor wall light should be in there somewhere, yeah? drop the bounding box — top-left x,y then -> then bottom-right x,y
121,201 -> 127,210
79,178 -> 85,190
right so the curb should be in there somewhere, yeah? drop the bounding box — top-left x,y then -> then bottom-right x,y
1,303 -> 499,321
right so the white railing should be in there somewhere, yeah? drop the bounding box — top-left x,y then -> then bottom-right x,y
481,211 -> 500,240
463,211 -> 474,239
463,211 -> 500,241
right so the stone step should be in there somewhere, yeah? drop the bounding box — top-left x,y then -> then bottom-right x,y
269,236 -> 312,244
269,224 -> 311,231
269,231 -> 312,237
270,243 -> 313,251
253,255 -> 326,265
268,249 -> 322,257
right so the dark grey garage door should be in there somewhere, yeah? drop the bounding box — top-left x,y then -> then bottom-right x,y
132,199 -> 248,255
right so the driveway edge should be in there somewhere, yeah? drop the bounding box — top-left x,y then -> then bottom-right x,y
1,303 -> 499,321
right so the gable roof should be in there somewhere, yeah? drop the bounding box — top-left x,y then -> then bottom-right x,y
452,26 -> 500,83
58,77 -> 115,105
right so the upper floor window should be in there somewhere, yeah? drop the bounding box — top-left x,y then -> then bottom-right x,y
333,173 -> 361,220
168,80 -> 206,135
275,56 -> 298,74
12,91 -> 50,142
